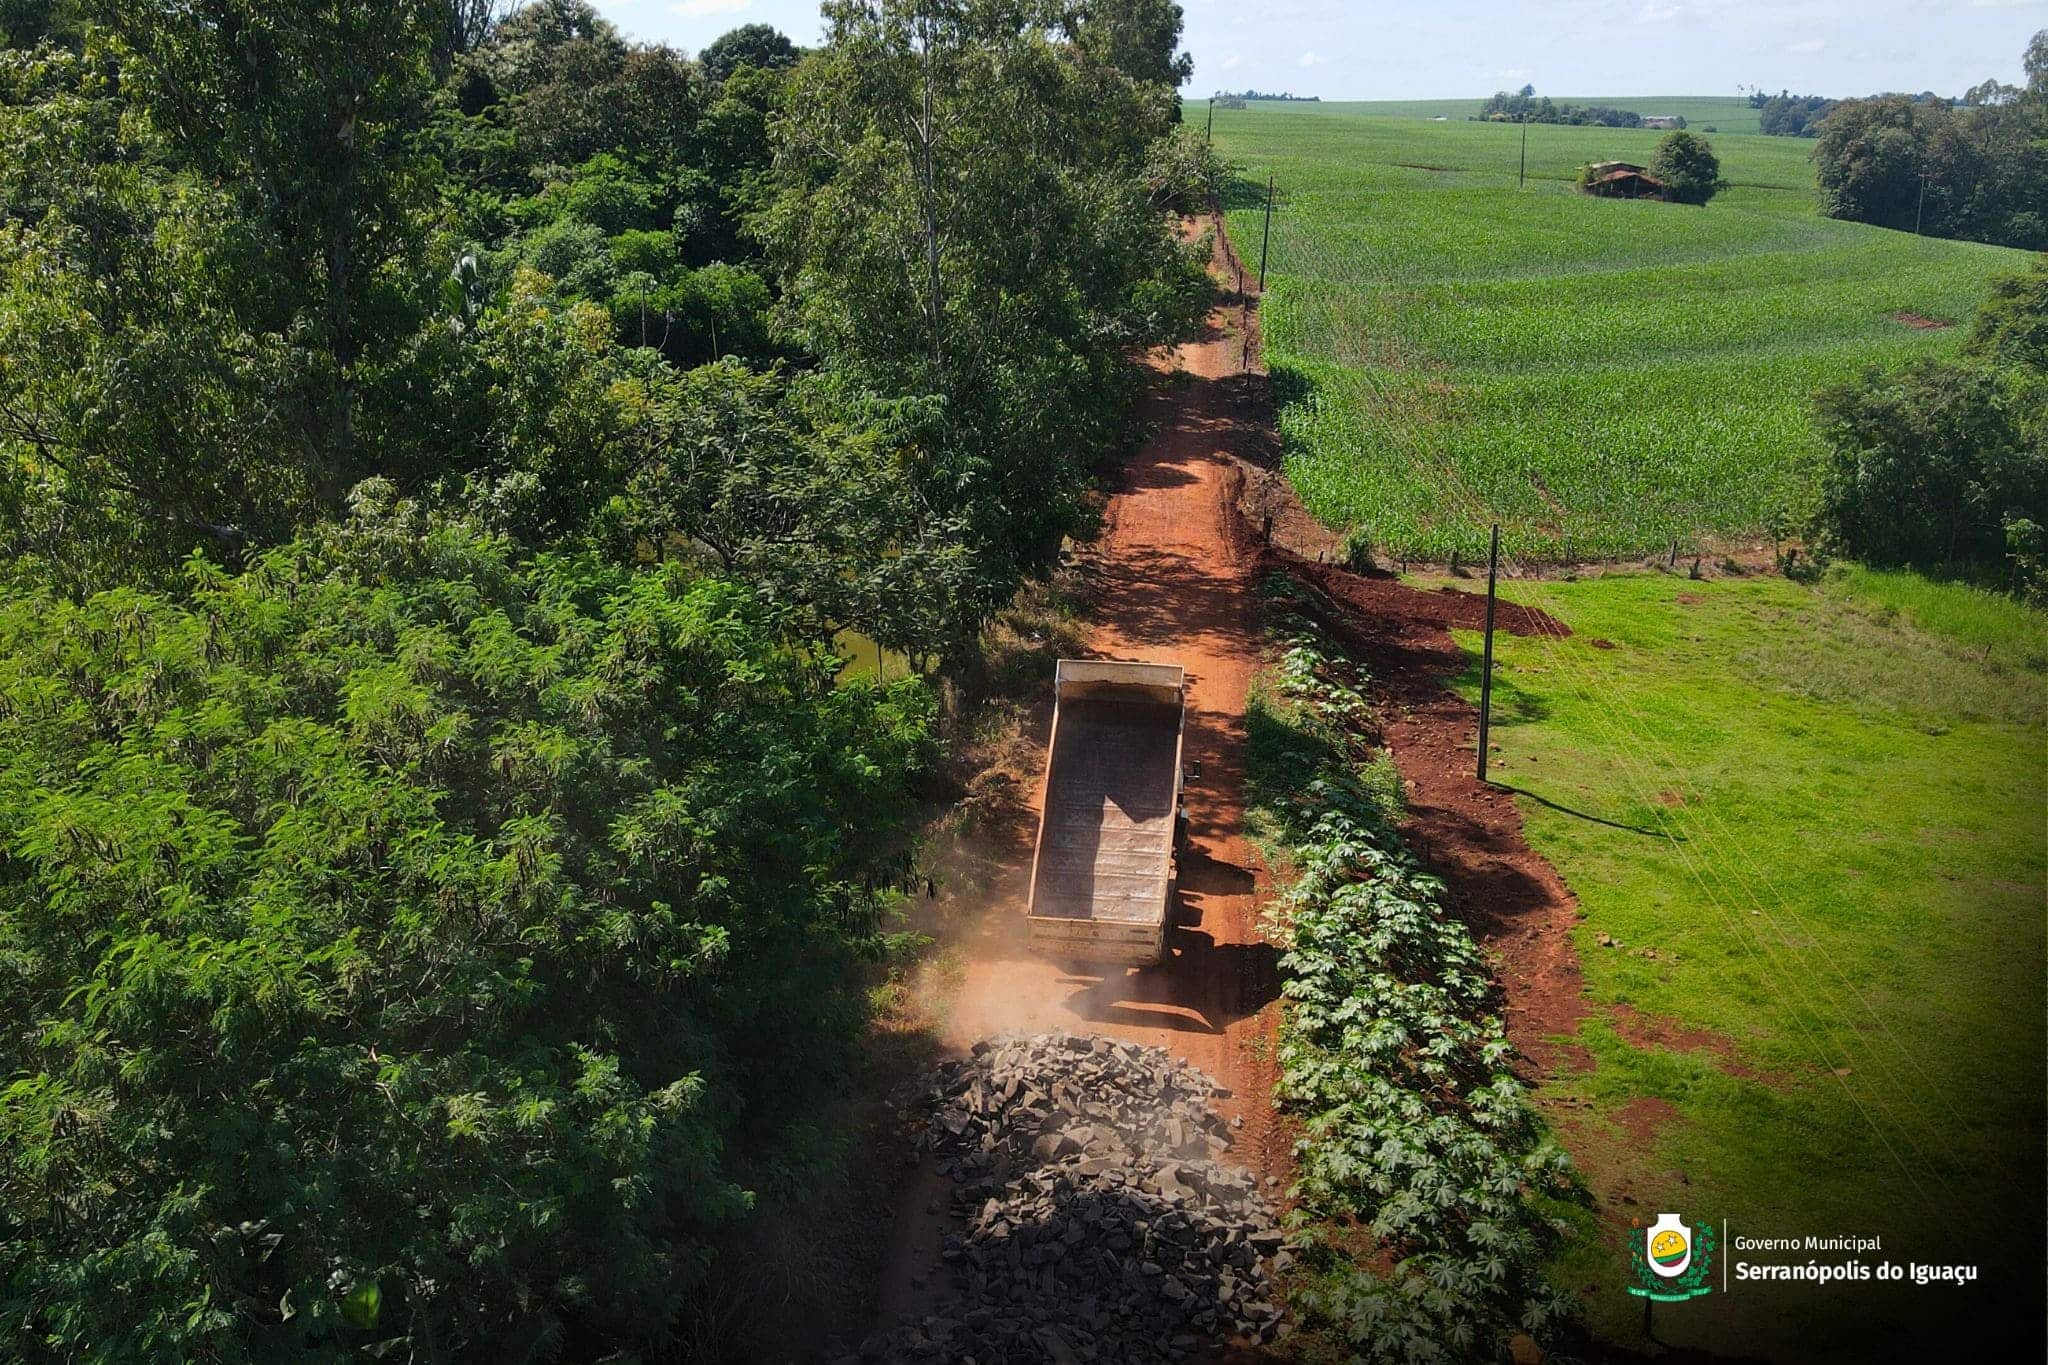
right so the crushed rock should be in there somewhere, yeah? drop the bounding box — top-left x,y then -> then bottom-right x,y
839,1033 -> 1288,1364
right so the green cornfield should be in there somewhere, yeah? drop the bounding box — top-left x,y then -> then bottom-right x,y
1215,100 -> 2036,561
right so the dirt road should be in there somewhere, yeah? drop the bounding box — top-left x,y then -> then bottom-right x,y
878,224 -> 1288,1325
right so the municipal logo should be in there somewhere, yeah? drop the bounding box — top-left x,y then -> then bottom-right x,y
1628,1213 -> 1714,1301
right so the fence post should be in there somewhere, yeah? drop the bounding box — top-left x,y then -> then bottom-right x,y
1258,174 -> 1275,292
1477,523 -> 1501,782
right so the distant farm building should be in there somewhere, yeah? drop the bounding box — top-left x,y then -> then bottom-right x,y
1581,162 -> 1668,199
1641,115 -> 1681,129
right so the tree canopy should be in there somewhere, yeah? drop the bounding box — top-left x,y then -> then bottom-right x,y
698,21 -> 798,83
1751,89 -> 1834,137
1812,33 -> 2048,250
1809,259 -> 2048,593
1478,87 -> 1661,128
0,491 -> 935,1358
1649,129 -> 1725,205
0,0 -> 1209,1353
756,0 -> 1208,668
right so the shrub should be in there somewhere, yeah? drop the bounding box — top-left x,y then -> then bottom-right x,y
1341,526 -> 1376,573
1258,621 -> 1584,1363
1968,255 -> 2048,374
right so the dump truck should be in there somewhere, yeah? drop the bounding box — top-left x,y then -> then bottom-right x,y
1025,659 -> 1186,966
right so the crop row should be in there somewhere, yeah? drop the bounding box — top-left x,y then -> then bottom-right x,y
1260,593 -> 1584,1363
1215,105 -> 2032,560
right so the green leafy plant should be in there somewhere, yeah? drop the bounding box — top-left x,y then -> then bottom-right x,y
1257,610 -> 1585,1363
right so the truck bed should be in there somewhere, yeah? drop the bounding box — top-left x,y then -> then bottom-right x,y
1028,697 -> 1180,925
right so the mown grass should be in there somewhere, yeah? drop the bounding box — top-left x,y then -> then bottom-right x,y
1215,102 -> 2036,560
1433,566 -> 2046,1360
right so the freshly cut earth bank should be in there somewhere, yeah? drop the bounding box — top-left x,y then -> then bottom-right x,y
1254,543 -> 1592,1083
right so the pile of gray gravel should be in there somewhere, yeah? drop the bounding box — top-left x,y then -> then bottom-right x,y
844,1033 -> 1289,1364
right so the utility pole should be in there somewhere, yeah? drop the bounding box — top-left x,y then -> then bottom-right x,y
1914,170 -> 1930,235
1519,113 -> 1529,189
1207,97 -> 1214,144
1258,174 -> 1275,291
1477,523 -> 1501,783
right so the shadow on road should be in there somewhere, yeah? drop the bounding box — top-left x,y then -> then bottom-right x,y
1050,845 -> 1280,1037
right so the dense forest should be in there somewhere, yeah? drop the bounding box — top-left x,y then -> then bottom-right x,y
1812,35 -> 2047,252
0,0 -> 1221,1357
1758,32 -> 2048,250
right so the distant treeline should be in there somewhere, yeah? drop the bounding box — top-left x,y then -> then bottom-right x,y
1476,87 -> 1676,128
1750,90 -> 1836,137
1215,88 -> 1319,102
1754,72 -> 2033,139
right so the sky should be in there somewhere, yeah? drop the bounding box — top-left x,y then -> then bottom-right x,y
591,0 -> 2048,101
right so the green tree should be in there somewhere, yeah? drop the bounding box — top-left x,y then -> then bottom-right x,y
1059,0 -> 1192,94
1649,128 -> 1725,204
0,43 -> 343,584
0,0 -> 75,47
611,360 -> 974,664
1813,37 -> 2048,250
698,21 -> 798,82
1967,256 -> 2048,373
90,0 -> 443,480
0,6 -> 472,588
465,0 -> 703,171
413,272 -> 959,658
757,0 -> 1206,666
433,0 -> 506,68
1755,91 -> 1834,137
0,490 -> 935,1360
1810,359 -> 2047,580
1814,95 -> 1959,231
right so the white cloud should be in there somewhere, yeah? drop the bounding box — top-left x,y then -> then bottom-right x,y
1297,50 -> 1327,68
672,0 -> 750,16
1220,53 -> 1244,72
1788,38 -> 1826,53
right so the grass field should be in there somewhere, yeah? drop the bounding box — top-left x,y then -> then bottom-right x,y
1436,566 -> 2046,1359
1225,94 -> 1764,134
1214,101 -> 2035,560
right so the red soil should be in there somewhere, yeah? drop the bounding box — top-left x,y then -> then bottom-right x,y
1608,1002 -> 1781,1084
1271,552 -> 1593,1079
874,221 -> 1288,1357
